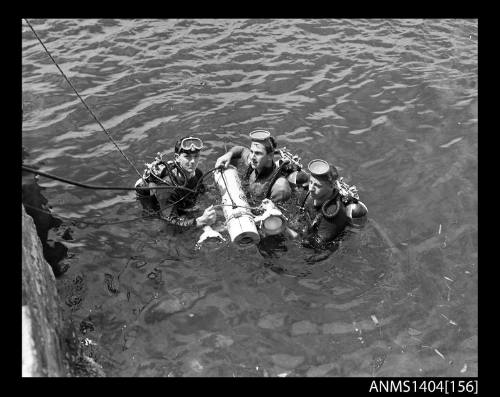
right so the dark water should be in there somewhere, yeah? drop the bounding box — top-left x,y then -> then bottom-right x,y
22,19 -> 477,377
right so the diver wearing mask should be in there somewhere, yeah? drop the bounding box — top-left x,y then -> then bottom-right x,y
298,159 -> 355,249
135,136 -> 216,228
214,129 -> 293,204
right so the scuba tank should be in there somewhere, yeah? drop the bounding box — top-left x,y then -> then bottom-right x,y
347,201 -> 368,218
336,177 -> 368,219
214,165 -> 260,246
141,152 -> 189,188
298,177 -> 368,220
259,146 -> 309,199
215,166 -> 295,243
135,152 -> 204,216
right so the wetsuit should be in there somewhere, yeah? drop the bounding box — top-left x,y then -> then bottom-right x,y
229,146 -> 291,204
299,190 -> 350,249
135,162 -> 205,228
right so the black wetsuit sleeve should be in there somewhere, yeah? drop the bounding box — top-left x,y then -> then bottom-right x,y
303,233 -> 332,250
318,220 -> 342,244
158,170 -> 206,228
302,232 -> 327,250
302,206 -> 349,249
161,210 -> 197,228
197,179 -> 206,195
158,188 -> 198,228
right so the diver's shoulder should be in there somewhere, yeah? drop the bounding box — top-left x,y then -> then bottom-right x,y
273,175 -> 292,191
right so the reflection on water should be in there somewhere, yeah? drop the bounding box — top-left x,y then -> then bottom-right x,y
22,19 -> 477,377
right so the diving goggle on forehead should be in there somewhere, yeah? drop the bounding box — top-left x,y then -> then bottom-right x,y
249,129 -> 271,140
249,129 -> 275,150
180,137 -> 204,151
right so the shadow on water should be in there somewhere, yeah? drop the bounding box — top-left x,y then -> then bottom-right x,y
22,147 -> 70,277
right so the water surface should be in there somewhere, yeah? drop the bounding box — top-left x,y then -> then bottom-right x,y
22,18 -> 477,377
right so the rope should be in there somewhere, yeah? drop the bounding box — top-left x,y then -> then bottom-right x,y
23,201 -> 258,228
213,203 -> 259,211
144,166 -> 233,217
23,18 -> 143,179
22,20 -> 257,225
154,166 -> 219,215
22,165 -> 220,224
152,166 -> 223,216
22,165 -> 197,193
23,202 -> 158,226
22,166 -> 242,227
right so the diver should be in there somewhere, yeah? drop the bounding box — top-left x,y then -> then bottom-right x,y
134,136 -> 216,229
214,129 -> 297,204
292,159 -> 368,250
214,129 -> 312,256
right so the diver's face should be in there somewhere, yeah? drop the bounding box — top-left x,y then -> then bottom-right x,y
249,142 -> 273,173
175,151 -> 200,175
309,175 -> 334,203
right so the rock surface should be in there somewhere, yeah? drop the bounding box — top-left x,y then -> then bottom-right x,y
22,205 -> 68,376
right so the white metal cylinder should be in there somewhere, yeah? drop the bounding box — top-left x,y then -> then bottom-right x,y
214,166 -> 260,246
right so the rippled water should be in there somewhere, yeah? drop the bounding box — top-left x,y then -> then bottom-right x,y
22,19 -> 477,377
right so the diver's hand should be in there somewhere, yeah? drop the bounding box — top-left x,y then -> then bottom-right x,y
195,225 -> 226,249
215,152 -> 233,169
199,225 -> 226,242
260,198 -> 275,211
196,205 -> 217,226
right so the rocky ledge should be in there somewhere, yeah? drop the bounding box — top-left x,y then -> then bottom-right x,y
22,204 -> 68,376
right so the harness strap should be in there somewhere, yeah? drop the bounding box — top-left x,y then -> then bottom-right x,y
243,164 -> 253,181
299,190 -> 310,210
242,159 -> 293,201
264,163 -> 287,199
303,190 -> 341,231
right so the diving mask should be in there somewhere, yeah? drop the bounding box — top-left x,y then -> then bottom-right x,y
179,136 -> 203,152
